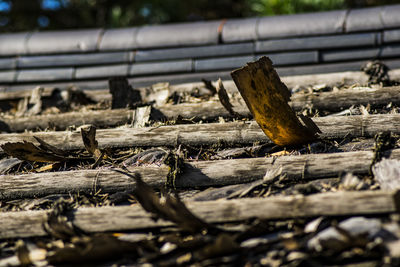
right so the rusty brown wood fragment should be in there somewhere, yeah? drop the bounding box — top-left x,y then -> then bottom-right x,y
231,56 -> 320,146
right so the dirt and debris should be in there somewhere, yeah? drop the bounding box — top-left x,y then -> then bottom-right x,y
361,60 -> 392,86
1,57 -> 400,266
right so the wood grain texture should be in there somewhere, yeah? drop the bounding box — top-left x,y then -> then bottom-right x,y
0,68 -> 382,100
0,114 -> 399,151
231,56 -> 319,145
0,109 -> 135,132
291,86 -> 400,112
1,149 -> 400,200
2,86 -> 400,132
1,190 -> 398,239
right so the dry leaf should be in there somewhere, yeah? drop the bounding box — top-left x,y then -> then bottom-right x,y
231,56 -> 321,146
1,141 -> 67,162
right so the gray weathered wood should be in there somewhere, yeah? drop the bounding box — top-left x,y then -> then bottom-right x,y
1,149 -> 400,200
0,67 -> 397,102
0,69 -> 376,101
0,102 -> 250,132
0,114 -> 399,150
291,86 -> 400,111
0,190 -> 398,239
0,165 -> 169,200
0,109 -> 135,132
2,85 -> 400,132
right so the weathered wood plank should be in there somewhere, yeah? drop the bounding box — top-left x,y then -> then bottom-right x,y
0,102 -> 251,132
1,149 -> 400,200
0,67 -> 389,101
0,114 -> 399,150
0,165 -> 169,200
290,86 -> 400,112
1,190 -> 398,239
0,109 -> 135,132
2,85 -> 400,132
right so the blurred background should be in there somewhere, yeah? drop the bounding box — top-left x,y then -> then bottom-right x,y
0,0 -> 399,32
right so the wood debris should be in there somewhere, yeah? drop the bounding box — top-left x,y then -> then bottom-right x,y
231,56 -> 321,146
1,66 -> 400,266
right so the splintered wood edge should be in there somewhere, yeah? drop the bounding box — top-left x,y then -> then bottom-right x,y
231,56 -> 320,146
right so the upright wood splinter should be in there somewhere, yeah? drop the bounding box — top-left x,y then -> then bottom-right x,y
231,56 -> 321,146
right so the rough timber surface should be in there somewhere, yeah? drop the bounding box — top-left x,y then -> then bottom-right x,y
2,85 -> 400,132
290,86 -> 400,111
0,114 -> 399,150
0,60 -> 400,266
0,68 -> 380,100
0,190 -> 398,239
1,149 -> 400,200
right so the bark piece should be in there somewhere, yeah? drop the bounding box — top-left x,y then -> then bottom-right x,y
81,125 -> 102,159
231,56 -> 320,146
132,106 -> 151,128
15,87 -> 44,117
109,77 -> 142,109
216,78 -> 239,117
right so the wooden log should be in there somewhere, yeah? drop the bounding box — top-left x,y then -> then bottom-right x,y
1,190 -> 398,239
0,102 -> 251,132
291,86 -> 400,112
0,67 -> 385,99
0,165 -> 169,200
2,85 -> 400,132
0,109 -> 135,132
1,149 -> 400,200
0,67 -> 397,102
0,114 -> 399,151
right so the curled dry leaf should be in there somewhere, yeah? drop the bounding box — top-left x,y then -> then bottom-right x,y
1,141 -> 68,163
231,56 -> 321,146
